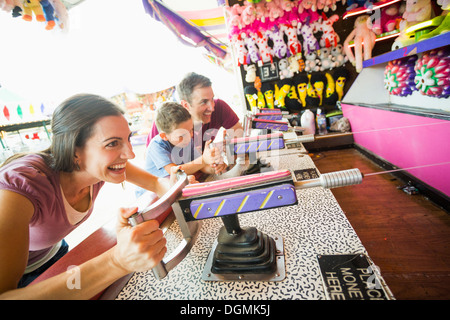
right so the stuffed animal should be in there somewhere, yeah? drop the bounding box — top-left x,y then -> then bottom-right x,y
244,86 -> 258,110
226,3 -> 243,30
304,51 -> 321,72
301,0 -> 318,12
330,44 -> 348,68
254,76 -> 266,108
280,24 -> 302,58
285,83 -> 303,112
256,31 -> 274,64
297,19 -> 320,55
372,3 -> 402,35
310,73 -> 327,106
346,0 -> 372,11
266,0 -> 284,22
295,74 -> 309,107
231,34 -> 248,67
323,72 -> 338,106
275,79 -> 292,108
261,82 -> 275,108
288,56 -> 301,74
241,4 -> 256,27
245,64 -> 257,83
318,47 -> 337,71
317,14 -> 340,48
343,15 -> 376,73
40,0 -> 55,30
243,32 -> 261,64
333,67 -> 348,101
399,0 -> 432,31
305,74 -> 320,107
48,0 -> 69,30
279,58 -> 295,79
22,0 -> 45,22
0,0 -> 22,17
267,25 -> 288,59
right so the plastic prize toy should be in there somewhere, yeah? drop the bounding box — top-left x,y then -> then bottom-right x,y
384,55 -> 418,97
414,48 -> 450,99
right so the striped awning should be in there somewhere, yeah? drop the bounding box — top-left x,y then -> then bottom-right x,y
142,0 -> 228,59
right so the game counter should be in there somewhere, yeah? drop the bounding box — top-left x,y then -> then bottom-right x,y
102,150 -> 394,300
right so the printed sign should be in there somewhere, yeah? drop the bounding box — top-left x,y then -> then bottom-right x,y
259,62 -> 279,82
318,254 -> 390,300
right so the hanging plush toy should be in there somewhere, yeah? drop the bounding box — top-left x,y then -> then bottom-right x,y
40,0 -> 55,30
280,23 -> 302,58
414,48 -> 450,99
245,64 -> 257,83
371,3 -> 402,35
384,56 -> 417,97
330,44 -> 348,68
317,14 -> 340,48
318,47 -> 337,71
304,51 -> 320,73
285,83 -> 303,113
48,0 -> 69,30
22,0 -> 45,22
261,82 -> 275,109
279,58 -> 294,79
231,34 -> 248,67
243,32 -> 261,64
256,31 -> 274,65
267,25 -> 288,59
399,0 -> 432,31
297,18 -> 320,55
343,15 -> 376,73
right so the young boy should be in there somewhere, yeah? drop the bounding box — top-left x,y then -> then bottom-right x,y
144,102 -> 225,180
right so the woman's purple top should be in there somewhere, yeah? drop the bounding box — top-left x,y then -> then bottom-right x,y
0,154 -> 104,266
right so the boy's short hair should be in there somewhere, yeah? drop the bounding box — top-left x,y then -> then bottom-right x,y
155,102 -> 191,133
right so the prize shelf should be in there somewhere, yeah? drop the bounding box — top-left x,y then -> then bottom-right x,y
362,32 -> 450,68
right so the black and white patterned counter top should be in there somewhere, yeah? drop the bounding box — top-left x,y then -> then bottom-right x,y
112,152 -> 392,300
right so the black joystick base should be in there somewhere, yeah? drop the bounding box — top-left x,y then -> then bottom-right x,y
210,215 -> 277,275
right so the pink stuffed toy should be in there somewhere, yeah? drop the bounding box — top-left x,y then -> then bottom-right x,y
372,3 -> 402,35
266,0 -> 284,21
317,14 -> 340,48
226,4 -> 243,30
241,4 -> 256,27
301,0 -> 318,12
343,15 -> 376,73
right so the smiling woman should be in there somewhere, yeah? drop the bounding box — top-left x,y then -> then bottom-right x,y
0,93 -> 175,299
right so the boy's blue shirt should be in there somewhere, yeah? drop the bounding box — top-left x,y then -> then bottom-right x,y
144,134 -> 201,178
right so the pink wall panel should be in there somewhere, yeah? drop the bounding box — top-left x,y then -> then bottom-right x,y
342,104 -> 450,196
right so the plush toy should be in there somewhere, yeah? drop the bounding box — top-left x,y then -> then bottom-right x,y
266,0 -> 284,22
310,73 -> 327,106
231,34 -> 248,67
346,0 -> 372,11
333,67 -> 348,101
297,19 -> 320,55
275,79 -> 292,108
40,0 -> 55,30
22,0 -> 45,22
288,56 -> 301,74
226,3 -> 243,30
318,47 -> 337,71
267,25 -> 288,59
0,0 -> 22,17
301,0 -> 318,12
294,73 -> 309,107
317,14 -> 340,48
399,0 -> 432,31
304,51 -> 320,72
279,58 -> 295,79
254,76 -> 266,108
261,82 -> 275,108
241,4 -> 256,27
48,0 -> 69,30
280,24 -> 302,58
323,72 -> 338,106
285,83 -> 303,112
372,3 -> 402,35
330,44 -> 348,68
414,48 -> 450,99
244,86 -> 258,110
384,55 -> 417,97
243,32 -> 261,64
437,0 -> 450,10
256,31 -> 274,65
305,74 -> 320,108
343,15 -> 376,73
245,64 -> 257,83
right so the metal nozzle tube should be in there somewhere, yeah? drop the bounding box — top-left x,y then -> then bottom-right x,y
294,168 -> 363,189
